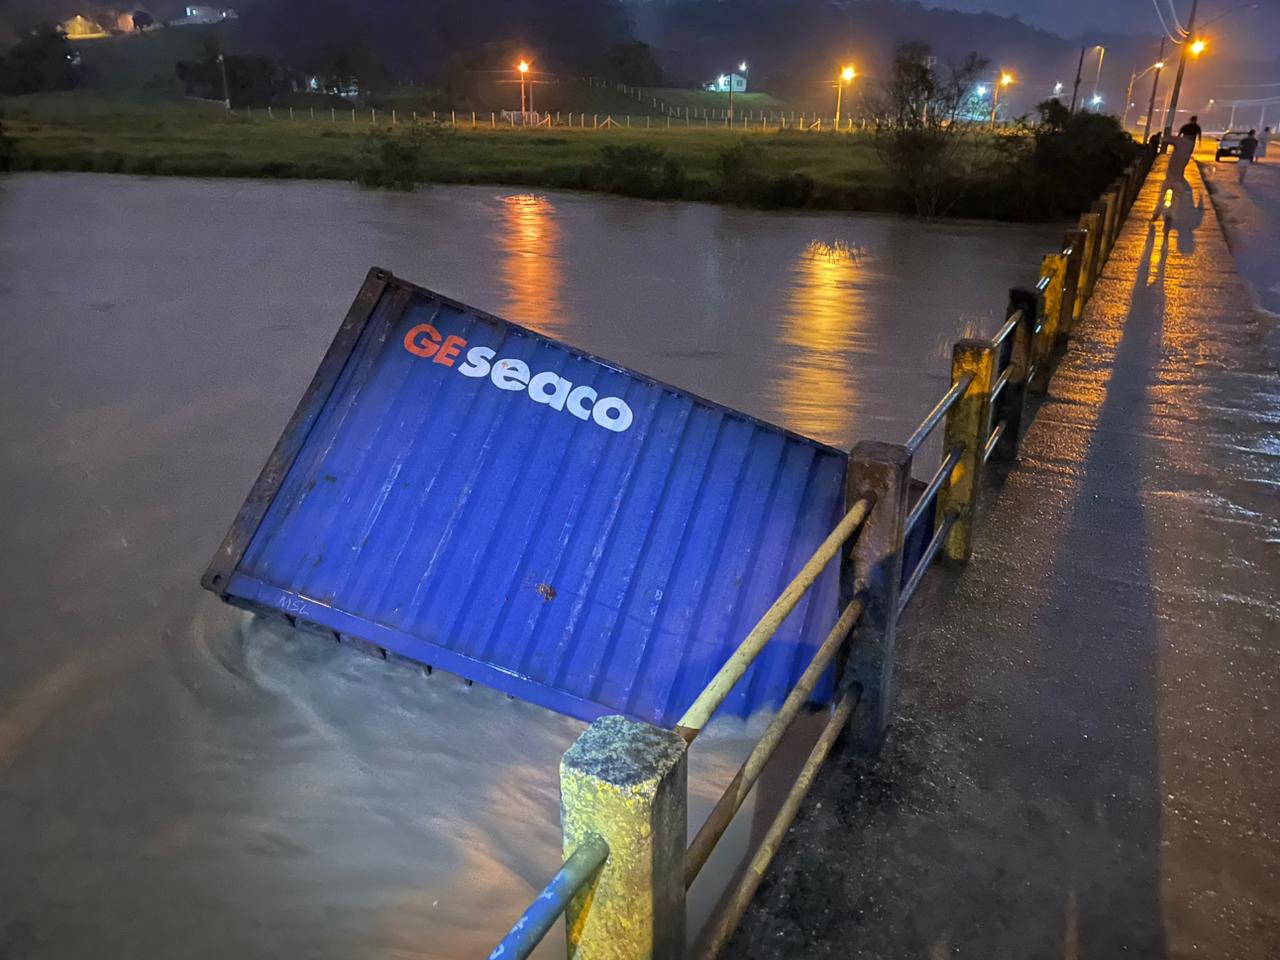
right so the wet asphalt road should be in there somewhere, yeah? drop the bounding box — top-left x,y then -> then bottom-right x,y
733,158 -> 1280,957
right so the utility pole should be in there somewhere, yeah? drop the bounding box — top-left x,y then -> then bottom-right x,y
1143,36 -> 1167,142
1069,45 -> 1086,113
215,35 -> 230,110
1163,0 -> 1200,141
1092,46 -> 1106,106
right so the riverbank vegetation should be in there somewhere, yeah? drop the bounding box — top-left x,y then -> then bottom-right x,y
1,88 -> 1135,222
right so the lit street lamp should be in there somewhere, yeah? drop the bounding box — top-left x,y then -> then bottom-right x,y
834,65 -> 856,129
728,61 -> 747,122
990,71 -> 1013,128
517,59 -> 531,114
1070,44 -> 1104,113
1123,51 -> 1166,130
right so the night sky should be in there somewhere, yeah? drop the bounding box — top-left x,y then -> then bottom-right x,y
927,0 -> 1280,60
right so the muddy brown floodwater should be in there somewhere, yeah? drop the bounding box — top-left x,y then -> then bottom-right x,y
0,172 -> 1061,959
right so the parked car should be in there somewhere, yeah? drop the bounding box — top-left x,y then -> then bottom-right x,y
1215,131 -> 1248,161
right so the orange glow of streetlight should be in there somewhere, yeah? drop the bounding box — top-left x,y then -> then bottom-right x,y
1000,71 -> 1014,86
841,65 -> 856,82
517,60 -> 530,74
1155,60 -> 1166,69
1189,39 -> 1206,56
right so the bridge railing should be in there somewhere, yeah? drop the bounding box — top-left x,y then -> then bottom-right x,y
489,141 -> 1157,960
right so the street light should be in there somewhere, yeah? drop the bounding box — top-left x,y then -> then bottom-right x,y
1070,44 -> 1104,113
835,65 -> 856,128
728,61 -> 747,122
1189,39 -> 1207,56
517,59 -> 530,114
990,71 -> 1013,128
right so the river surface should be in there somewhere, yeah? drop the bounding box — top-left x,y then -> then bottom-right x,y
0,173 -> 1061,959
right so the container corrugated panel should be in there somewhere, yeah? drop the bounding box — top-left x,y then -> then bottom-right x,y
204,268 -> 848,728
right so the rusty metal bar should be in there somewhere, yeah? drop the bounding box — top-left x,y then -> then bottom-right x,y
903,374 -> 974,455
897,510 -> 959,618
697,689 -> 857,960
683,596 -> 865,890
674,495 -> 874,742
903,446 -> 961,538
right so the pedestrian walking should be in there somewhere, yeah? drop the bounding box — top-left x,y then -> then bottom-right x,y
1237,129 -> 1259,183
1258,126 -> 1271,161
1155,134 -> 1195,221
1178,115 -> 1203,147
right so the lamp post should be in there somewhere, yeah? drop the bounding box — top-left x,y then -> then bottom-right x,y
990,71 -> 1013,128
1143,37 -> 1167,141
835,65 -> 855,129
1162,0 -> 1201,141
1070,45 -> 1102,113
728,61 -> 747,122
517,59 -> 530,115
1091,45 -> 1106,107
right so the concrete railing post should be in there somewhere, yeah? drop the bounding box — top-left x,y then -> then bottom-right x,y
561,716 -> 687,960
842,442 -> 912,752
1078,210 -> 1103,304
938,340 -> 995,562
993,287 -> 1039,453
1093,195 -> 1113,265
1060,229 -> 1087,347
1107,181 -> 1125,247
1027,258 -> 1062,395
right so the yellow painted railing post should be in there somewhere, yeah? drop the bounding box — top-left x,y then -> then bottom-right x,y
1106,182 -> 1124,249
1077,211 -> 1102,309
1091,197 -> 1114,273
1059,229 -> 1087,346
561,716 -> 687,960
991,287 -> 1038,456
1035,253 -> 1066,376
937,340 -> 995,562
842,441 -> 912,750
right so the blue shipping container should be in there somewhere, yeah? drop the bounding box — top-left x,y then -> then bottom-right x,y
204,269 -> 849,728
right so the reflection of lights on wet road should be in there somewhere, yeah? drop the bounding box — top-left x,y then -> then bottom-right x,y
770,240 -> 871,444
499,194 -> 564,336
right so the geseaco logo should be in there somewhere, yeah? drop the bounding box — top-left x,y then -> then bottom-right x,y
403,323 -> 634,433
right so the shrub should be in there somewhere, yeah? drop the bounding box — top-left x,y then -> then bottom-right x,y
712,140 -> 764,202
0,114 -> 13,172
1005,105 -> 1138,219
359,124 -> 438,190
588,143 -> 685,198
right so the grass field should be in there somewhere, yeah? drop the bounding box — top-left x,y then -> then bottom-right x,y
1,91 -> 900,206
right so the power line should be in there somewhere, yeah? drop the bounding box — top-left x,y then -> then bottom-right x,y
1165,0 -> 1191,35
1150,0 -> 1188,45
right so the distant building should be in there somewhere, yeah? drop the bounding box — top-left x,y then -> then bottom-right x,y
306,75 -> 360,99
169,6 -> 239,27
60,15 -> 109,40
705,72 -> 747,94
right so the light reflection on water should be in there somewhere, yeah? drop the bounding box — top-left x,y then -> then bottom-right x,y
769,240 -> 872,443
498,194 -> 566,338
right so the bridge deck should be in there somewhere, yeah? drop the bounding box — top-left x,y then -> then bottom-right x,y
732,157 -> 1280,958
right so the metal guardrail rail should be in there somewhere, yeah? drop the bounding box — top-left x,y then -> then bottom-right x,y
488,140 -> 1157,960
